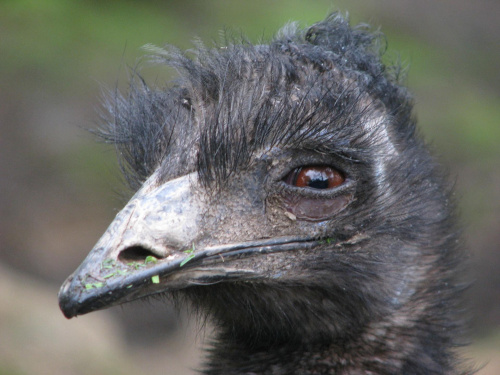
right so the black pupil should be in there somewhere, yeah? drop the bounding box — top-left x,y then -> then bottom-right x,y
306,170 -> 329,189
308,177 -> 328,189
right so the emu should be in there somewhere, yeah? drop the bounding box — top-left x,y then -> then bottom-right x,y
59,13 -> 469,374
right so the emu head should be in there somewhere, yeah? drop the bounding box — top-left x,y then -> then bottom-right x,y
59,14 -> 461,354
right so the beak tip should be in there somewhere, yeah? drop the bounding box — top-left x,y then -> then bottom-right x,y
58,275 -> 80,319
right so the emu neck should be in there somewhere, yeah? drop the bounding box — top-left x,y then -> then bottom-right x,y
190,284 -> 459,375
203,322 -> 456,375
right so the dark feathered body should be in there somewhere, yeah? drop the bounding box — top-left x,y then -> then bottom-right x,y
62,13 -> 470,374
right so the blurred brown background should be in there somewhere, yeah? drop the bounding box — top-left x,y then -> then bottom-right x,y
1,1 -> 499,374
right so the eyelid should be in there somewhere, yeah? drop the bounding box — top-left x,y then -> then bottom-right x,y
275,163 -> 353,221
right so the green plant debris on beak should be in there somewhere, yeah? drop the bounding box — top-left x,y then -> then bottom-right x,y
101,259 -> 116,269
82,256 -> 164,293
180,243 -> 196,267
85,282 -> 104,290
103,269 -> 128,279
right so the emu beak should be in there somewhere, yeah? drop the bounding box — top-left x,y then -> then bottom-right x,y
58,172 -> 205,318
59,172 -> 319,319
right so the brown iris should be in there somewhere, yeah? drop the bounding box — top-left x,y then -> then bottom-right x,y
283,166 -> 345,190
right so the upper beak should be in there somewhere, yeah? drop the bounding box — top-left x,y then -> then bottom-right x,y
58,172 -> 318,319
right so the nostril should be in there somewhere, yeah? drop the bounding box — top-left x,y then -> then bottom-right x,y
118,246 -> 159,263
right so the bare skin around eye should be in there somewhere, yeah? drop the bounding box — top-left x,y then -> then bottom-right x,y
281,193 -> 353,221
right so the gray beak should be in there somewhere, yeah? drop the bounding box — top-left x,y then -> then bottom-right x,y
58,173 -> 205,318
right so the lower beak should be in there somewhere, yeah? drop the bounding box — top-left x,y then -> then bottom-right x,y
58,236 -> 317,318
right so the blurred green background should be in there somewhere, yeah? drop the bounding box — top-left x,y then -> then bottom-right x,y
1,1 -> 499,374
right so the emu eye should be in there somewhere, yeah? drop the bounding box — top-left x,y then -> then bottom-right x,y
283,166 -> 345,190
